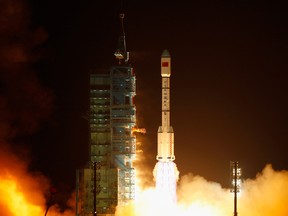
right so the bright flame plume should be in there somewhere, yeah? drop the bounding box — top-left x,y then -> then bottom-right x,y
0,176 -> 44,216
153,161 -> 179,203
0,146 -> 74,216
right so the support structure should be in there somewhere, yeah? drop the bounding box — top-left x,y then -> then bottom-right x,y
76,13 -> 136,216
230,161 -> 241,216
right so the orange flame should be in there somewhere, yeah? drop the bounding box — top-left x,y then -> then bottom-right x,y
1,147 -> 288,216
132,127 -> 147,134
0,175 -> 44,216
0,146 -> 74,216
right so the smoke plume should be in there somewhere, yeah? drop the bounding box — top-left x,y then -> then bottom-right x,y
0,0 -> 52,139
115,164 -> 288,216
0,1 -> 74,215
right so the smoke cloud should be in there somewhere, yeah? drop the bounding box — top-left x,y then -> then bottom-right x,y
0,1 -> 74,215
0,145 -> 48,216
0,0 -> 52,139
115,164 -> 288,216
240,164 -> 288,216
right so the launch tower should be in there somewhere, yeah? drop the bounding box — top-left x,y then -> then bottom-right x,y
76,13 -> 136,216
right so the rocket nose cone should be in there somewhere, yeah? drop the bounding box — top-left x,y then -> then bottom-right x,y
161,49 -> 170,57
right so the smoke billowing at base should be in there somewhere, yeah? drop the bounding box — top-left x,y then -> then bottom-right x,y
115,164 -> 288,216
1,146 -> 288,216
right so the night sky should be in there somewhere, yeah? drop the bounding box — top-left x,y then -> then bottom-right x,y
1,0 -> 288,197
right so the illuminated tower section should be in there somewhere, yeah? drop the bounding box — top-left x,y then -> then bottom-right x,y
110,65 -> 136,207
111,13 -> 136,207
157,49 -> 175,162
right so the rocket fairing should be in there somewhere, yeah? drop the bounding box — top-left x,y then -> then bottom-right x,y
157,49 -> 175,162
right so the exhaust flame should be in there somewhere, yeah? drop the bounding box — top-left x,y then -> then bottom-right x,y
153,161 -> 179,203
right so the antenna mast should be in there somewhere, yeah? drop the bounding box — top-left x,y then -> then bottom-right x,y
114,13 -> 129,64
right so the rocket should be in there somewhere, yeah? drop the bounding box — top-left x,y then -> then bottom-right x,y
157,49 -> 175,162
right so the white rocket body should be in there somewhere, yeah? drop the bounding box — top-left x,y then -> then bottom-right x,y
157,50 -> 175,162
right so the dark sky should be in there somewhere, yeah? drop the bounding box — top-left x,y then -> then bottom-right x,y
4,0 -> 287,192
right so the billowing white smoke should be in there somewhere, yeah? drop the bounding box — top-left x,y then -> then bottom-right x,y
116,164 -> 288,216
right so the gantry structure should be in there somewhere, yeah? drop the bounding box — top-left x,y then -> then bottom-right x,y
76,13 -> 136,216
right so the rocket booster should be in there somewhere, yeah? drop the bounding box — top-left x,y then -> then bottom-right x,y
157,49 -> 175,162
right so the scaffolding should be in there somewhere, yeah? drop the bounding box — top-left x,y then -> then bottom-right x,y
76,12 -> 135,216
76,66 -> 136,216
110,66 -> 136,206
